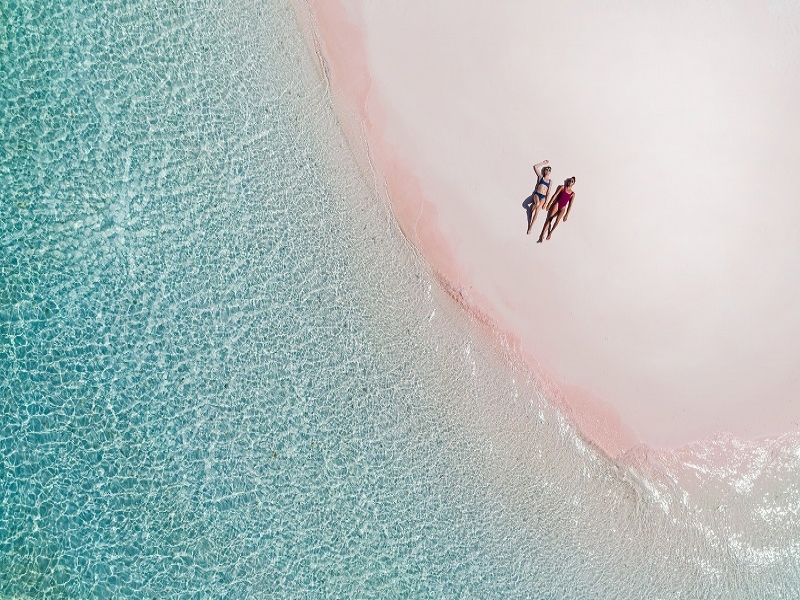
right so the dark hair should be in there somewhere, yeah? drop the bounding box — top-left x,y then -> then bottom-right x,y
542,166 -> 551,175
566,176 -> 576,185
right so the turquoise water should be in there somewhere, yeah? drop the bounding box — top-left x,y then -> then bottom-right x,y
3,0 -> 800,597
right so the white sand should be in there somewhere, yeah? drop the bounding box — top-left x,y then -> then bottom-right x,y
299,0 -> 800,453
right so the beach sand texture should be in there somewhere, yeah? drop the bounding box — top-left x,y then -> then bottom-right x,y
298,0 -> 800,456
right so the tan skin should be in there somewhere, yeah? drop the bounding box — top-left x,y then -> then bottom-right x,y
537,177 -> 575,243
527,160 -> 552,234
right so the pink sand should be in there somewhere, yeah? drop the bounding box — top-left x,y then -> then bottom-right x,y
296,0 -> 800,457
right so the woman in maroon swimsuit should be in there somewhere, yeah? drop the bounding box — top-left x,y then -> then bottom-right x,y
537,177 -> 575,243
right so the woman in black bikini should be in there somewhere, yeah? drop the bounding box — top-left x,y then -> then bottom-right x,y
538,177 -> 575,243
527,160 -> 552,234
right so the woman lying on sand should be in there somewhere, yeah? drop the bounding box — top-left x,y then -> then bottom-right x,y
538,177 -> 576,243
527,160 -> 552,234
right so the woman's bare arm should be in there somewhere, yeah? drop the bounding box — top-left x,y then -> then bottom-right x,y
546,185 -> 562,211
533,159 -> 549,178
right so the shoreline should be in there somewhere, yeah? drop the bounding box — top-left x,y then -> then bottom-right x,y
294,0 -> 638,457
293,0 -> 800,459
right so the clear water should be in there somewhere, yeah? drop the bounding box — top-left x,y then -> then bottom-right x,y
2,0 -> 800,597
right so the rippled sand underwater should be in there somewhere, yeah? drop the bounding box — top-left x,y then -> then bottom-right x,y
2,0 -> 800,596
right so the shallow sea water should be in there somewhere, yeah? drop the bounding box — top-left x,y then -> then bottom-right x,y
2,0 -> 800,597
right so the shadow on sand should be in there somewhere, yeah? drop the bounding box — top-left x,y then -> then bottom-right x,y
522,193 -> 536,233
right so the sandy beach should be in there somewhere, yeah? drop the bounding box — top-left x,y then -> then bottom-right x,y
297,0 -> 800,457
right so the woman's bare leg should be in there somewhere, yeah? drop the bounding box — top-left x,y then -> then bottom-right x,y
537,205 -> 558,243
546,208 -> 566,239
527,198 -> 544,234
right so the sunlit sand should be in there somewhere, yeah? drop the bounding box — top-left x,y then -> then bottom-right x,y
298,0 -> 800,456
